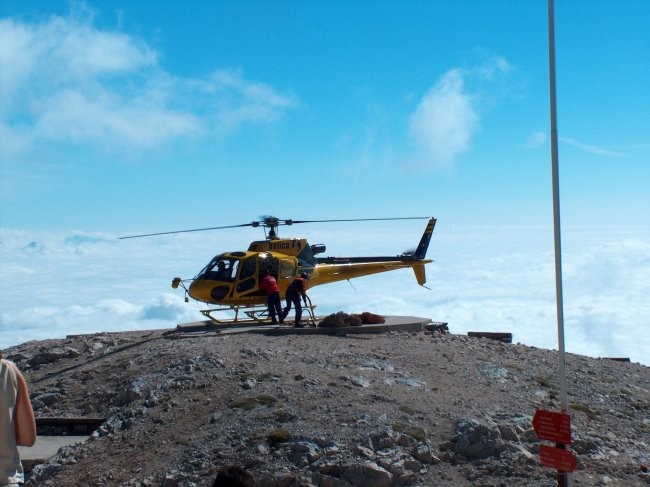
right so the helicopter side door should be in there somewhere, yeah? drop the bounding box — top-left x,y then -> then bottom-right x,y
234,256 -> 258,296
278,258 -> 296,280
275,258 -> 298,297
229,253 -> 297,300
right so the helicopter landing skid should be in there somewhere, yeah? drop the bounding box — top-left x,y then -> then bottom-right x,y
200,300 -> 318,327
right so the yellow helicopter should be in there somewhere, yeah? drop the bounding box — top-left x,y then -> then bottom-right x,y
120,216 -> 436,324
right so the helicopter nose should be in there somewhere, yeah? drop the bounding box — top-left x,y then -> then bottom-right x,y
188,280 -> 229,304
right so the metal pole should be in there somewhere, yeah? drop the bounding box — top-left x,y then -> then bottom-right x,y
547,0 -> 570,485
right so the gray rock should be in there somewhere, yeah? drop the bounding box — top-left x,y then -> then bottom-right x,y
497,424 -> 520,442
478,364 -> 508,382
117,381 -> 146,406
242,377 -> 257,389
32,392 -> 62,406
355,445 -> 375,459
340,461 -> 393,487
311,472 -> 350,487
28,347 -> 81,367
413,444 -> 439,464
453,418 -> 505,459
344,375 -> 370,388
369,429 -> 394,451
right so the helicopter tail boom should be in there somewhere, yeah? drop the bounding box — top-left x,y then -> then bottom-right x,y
310,217 -> 436,287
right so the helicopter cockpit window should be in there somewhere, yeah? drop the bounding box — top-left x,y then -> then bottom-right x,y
279,259 -> 295,279
239,257 -> 257,280
203,257 -> 239,282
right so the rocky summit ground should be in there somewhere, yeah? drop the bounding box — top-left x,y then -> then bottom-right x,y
3,320 -> 649,487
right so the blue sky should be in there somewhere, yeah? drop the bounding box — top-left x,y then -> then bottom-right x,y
1,1 -> 649,364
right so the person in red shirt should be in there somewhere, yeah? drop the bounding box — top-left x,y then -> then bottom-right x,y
259,270 -> 283,324
281,273 -> 309,328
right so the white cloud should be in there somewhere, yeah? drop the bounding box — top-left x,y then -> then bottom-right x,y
560,137 -> 626,158
407,55 -> 513,170
0,11 -> 297,160
312,225 -> 650,365
0,16 -> 155,108
524,131 -> 547,149
408,69 -> 478,169
97,299 -> 141,316
34,89 -> 201,149
1,226 -> 647,366
141,294 -> 189,321
201,69 -> 299,136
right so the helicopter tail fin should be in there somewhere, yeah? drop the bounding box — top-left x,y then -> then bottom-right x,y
414,217 -> 436,260
413,263 -> 427,286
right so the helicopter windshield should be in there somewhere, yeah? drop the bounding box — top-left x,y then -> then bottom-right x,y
197,256 -> 240,282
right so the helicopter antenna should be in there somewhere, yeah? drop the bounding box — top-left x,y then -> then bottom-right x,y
346,279 -> 357,292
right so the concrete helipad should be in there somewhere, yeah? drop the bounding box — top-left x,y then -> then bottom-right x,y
19,435 -> 89,472
166,315 -> 436,339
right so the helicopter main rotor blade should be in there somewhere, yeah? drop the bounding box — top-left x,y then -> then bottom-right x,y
290,217 -> 431,225
119,216 -> 433,239
119,223 -> 254,239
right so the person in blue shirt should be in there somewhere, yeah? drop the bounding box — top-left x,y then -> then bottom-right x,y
281,273 -> 309,328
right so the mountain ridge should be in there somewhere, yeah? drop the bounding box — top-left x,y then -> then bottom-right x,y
4,323 -> 649,486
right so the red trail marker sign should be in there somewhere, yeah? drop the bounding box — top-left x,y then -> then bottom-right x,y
540,444 -> 578,472
533,409 -> 572,444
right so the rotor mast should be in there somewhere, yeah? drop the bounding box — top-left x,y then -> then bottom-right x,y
261,216 -> 284,240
